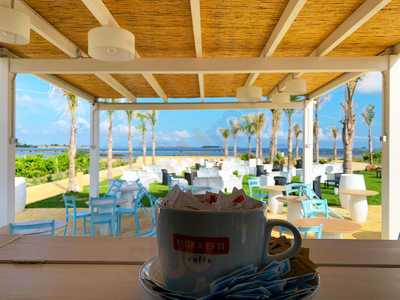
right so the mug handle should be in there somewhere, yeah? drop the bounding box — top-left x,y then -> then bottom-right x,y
265,219 -> 302,261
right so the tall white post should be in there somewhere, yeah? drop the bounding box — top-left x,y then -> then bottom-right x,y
89,102 -> 100,198
381,55 -> 400,240
0,58 -> 16,227
303,100 -> 314,184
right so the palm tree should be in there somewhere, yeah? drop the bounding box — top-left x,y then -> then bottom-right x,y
241,115 -> 256,158
341,78 -> 361,174
361,104 -> 375,165
146,110 -> 158,165
331,127 -> 338,162
136,112 -> 148,166
269,109 -> 282,162
284,109 -> 295,169
293,124 -> 302,161
252,112 -> 266,164
219,128 -> 230,157
125,110 -> 134,168
64,92 -> 79,192
229,119 -> 241,158
106,108 -> 113,180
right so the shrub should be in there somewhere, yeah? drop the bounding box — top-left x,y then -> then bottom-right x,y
362,151 -> 381,164
240,153 -> 256,161
319,158 -> 329,164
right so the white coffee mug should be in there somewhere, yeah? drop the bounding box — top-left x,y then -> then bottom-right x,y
156,204 -> 301,296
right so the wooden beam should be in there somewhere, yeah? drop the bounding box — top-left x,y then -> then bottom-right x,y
80,0 -> 167,101
245,0 -> 306,86
10,57 -> 387,74
268,0 -> 391,97
11,0 -> 135,100
190,0 -> 205,99
0,48 -> 96,102
97,100 -> 305,111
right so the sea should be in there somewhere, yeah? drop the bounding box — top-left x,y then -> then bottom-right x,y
16,146 -> 370,158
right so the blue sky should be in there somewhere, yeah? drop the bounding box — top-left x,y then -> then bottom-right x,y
15,72 -> 382,149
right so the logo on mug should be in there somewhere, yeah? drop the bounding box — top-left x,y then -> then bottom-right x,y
173,234 -> 230,255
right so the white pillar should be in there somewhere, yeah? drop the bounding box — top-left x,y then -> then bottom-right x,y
89,102 -> 100,198
381,55 -> 400,240
303,100 -> 314,184
0,58 -> 16,227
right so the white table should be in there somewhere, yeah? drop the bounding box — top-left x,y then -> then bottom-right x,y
340,189 -> 378,224
277,195 -> 307,222
293,217 -> 361,239
263,185 -> 285,214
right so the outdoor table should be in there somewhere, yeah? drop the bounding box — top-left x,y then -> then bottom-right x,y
340,189 -> 378,223
1,236 -> 400,299
293,217 -> 362,239
277,195 -> 307,222
263,185 -> 285,214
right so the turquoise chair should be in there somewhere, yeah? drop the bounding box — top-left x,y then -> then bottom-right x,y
103,179 -> 124,199
89,196 -> 118,237
303,185 -> 343,219
301,198 -> 329,218
298,224 -> 323,239
247,177 -> 267,201
9,220 -> 55,236
63,194 -> 90,236
284,183 -> 307,196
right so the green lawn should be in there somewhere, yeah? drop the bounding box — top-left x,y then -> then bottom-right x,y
25,170 -> 381,209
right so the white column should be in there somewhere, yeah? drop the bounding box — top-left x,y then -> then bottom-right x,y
303,100 -> 314,184
381,55 -> 400,240
0,58 -> 16,227
89,102 -> 100,198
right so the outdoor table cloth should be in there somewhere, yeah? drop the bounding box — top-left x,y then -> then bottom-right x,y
1,236 -> 400,299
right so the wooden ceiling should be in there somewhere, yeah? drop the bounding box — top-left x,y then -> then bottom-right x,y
1,0 -> 400,100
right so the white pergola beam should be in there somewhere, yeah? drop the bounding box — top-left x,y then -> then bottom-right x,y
0,48 -> 96,102
97,100 -> 304,111
190,0 -> 205,99
80,0 -> 167,101
311,0 -> 391,57
381,55 -> 400,240
11,0 -> 136,100
11,57 -> 386,74
0,58 -> 15,227
245,0 -> 306,86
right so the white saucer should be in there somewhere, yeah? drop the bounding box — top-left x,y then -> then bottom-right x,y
139,256 -> 320,299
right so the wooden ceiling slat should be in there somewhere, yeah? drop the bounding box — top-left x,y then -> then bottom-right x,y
274,0 -> 364,57
329,0 -> 400,57
202,0 -> 288,57
112,75 -> 158,98
155,75 -> 199,98
58,74 -> 120,99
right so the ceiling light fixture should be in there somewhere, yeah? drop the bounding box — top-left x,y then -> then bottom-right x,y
236,86 -> 262,102
88,26 -> 135,61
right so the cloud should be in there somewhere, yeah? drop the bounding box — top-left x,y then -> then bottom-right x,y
77,117 -> 89,129
159,130 -> 192,142
174,130 -> 191,139
358,72 -> 382,94
18,94 -> 33,104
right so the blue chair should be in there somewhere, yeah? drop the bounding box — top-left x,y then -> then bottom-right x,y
104,179 -> 124,199
63,194 -> 90,236
298,224 -> 323,239
247,177 -> 267,201
134,205 -> 157,237
303,185 -> 343,219
284,183 -> 307,196
301,198 -> 329,218
9,220 -> 56,236
89,196 -> 118,237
